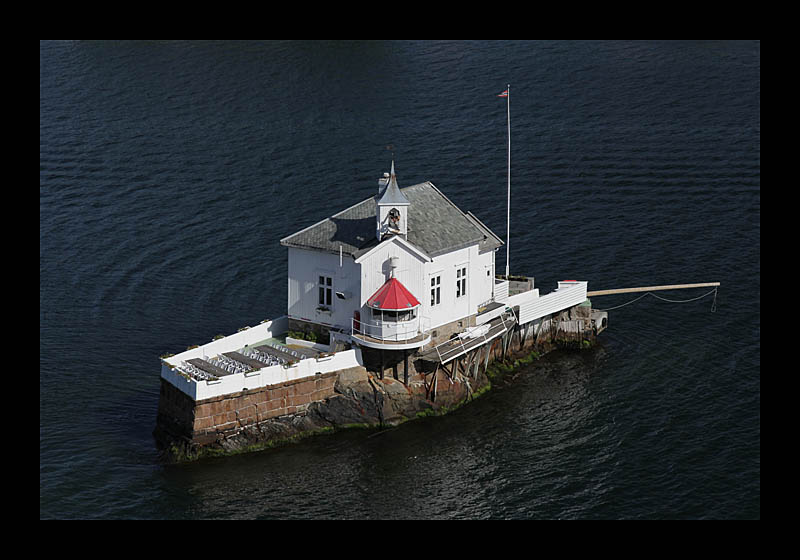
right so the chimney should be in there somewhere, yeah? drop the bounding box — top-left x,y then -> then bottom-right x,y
378,172 -> 390,194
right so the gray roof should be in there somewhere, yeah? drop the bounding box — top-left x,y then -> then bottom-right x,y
377,161 -> 410,206
280,181 -> 503,259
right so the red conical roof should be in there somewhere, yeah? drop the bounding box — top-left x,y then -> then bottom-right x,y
367,277 -> 421,310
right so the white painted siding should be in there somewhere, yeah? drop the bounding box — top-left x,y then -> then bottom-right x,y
288,234 -> 496,335
346,237 -> 497,332
481,262 -> 495,307
357,237 -> 428,318
423,244 -> 494,330
357,237 -> 427,332
287,247 -> 361,329
494,278 -> 509,302
507,281 -> 588,324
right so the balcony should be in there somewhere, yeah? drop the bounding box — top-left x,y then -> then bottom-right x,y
351,311 -> 432,350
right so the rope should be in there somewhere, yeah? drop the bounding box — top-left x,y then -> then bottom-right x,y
594,287 -> 718,312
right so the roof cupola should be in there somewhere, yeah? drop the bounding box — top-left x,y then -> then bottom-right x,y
376,160 -> 410,241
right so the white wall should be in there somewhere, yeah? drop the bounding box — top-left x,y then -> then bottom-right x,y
159,313 -> 369,401
423,245 -> 495,330
288,238 -> 496,335
355,238 -> 495,332
357,237 -> 428,319
161,347 -> 365,401
494,278 -> 509,302
287,247 -> 361,330
506,281 -> 588,325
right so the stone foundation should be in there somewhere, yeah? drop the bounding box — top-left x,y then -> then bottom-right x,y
155,370 -> 340,456
154,304 -> 600,462
427,314 -> 477,347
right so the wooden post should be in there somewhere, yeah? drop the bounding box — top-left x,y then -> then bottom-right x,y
403,349 -> 408,386
427,363 -> 439,399
587,282 -> 720,297
380,348 -> 384,380
441,360 -> 451,381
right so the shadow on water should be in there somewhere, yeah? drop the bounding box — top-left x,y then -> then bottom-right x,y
157,346 -> 616,519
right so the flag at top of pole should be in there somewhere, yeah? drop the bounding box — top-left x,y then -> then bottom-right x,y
498,85 -> 511,278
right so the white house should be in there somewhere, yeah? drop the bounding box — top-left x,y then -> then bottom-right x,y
158,161 -> 589,399
280,161 -> 504,351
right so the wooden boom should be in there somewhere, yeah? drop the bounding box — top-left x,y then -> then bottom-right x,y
586,282 -> 720,297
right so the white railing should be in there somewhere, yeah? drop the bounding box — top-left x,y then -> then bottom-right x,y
159,314 -> 372,401
161,347 -> 365,401
432,311 -> 515,363
351,315 -> 431,343
509,281 -> 588,325
494,278 -> 509,302
161,316 -> 289,368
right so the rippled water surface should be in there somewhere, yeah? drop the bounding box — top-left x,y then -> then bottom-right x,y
40,40 -> 759,519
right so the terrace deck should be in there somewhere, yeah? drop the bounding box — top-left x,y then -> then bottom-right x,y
417,313 -> 515,365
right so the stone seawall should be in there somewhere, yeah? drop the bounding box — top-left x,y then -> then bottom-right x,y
154,304 -> 600,462
155,370 -> 341,457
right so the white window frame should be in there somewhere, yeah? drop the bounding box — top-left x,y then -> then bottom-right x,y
317,274 -> 333,308
430,273 -> 442,307
456,265 -> 467,299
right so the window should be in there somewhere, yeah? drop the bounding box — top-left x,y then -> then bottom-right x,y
398,309 -> 414,322
388,208 -> 401,231
430,275 -> 441,306
456,267 -> 467,298
372,308 -> 416,322
318,275 -> 332,306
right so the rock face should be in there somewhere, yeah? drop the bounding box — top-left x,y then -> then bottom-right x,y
154,306 -> 598,463
156,364 -> 483,462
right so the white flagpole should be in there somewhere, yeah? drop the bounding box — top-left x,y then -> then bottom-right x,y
505,84 -> 511,278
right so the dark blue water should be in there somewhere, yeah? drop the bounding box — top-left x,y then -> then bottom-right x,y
40,40 -> 759,519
